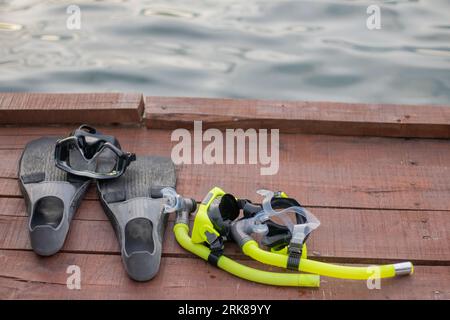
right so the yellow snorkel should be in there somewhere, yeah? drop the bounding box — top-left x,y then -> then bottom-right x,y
161,186 -> 412,287
166,187 -> 320,287
229,189 -> 414,280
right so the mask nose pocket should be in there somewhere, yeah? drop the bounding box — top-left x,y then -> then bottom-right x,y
31,196 -> 64,229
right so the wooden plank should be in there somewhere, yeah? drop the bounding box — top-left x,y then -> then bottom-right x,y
0,181 -> 101,201
0,93 -> 144,125
1,207 -> 449,264
3,157 -> 450,212
0,195 -> 171,223
145,96 -> 450,138
0,250 -> 448,299
0,126 -> 145,137
0,215 -> 119,253
0,127 -> 449,211
3,128 -> 450,166
0,197 -> 107,221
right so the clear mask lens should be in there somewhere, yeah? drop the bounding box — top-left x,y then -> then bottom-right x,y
256,189 -> 320,241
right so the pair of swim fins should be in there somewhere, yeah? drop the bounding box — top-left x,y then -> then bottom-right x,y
18,136 -> 175,281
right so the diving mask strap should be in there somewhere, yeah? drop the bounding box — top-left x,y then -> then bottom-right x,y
256,190 -> 321,271
125,152 -> 136,166
237,199 -> 261,218
205,231 -> 224,266
204,197 -> 255,266
287,229 -> 306,271
287,251 -> 302,271
73,124 -> 136,166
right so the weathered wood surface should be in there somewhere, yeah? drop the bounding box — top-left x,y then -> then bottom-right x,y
1,127 -> 449,211
145,96 -> 450,138
0,250 -> 448,300
0,93 -> 144,124
1,203 -> 449,264
0,130 -> 449,299
0,93 -> 449,299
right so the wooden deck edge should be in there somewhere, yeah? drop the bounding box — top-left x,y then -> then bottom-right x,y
144,96 -> 450,138
0,93 -> 144,125
1,93 -> 448,138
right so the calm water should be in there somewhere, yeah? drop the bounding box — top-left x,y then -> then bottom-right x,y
1,0 -> 449,104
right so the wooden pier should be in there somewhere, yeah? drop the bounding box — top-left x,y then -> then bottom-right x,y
0,93 -> 449,299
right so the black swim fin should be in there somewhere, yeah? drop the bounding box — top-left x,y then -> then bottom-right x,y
97,156 -> 176,281
18,137 -> 91,256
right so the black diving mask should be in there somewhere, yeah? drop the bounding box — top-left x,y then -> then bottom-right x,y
54,125 -> 136,179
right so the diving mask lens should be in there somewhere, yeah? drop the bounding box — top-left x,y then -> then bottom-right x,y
55,126 -> 136,179
256,189 -> 320,243
95,147 -> 120,174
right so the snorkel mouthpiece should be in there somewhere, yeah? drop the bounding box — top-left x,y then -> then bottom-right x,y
154,187 -> 196,226
160,187 -> 183,213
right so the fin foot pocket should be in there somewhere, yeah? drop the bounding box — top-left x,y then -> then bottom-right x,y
31,196 -> 64,229
125,218 -> 155,255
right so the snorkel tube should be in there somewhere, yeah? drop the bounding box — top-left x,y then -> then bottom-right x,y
165,187 -> 320,287
231,190 -> 414,280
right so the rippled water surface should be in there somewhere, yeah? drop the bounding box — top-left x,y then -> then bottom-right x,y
1,0 -> 449,104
